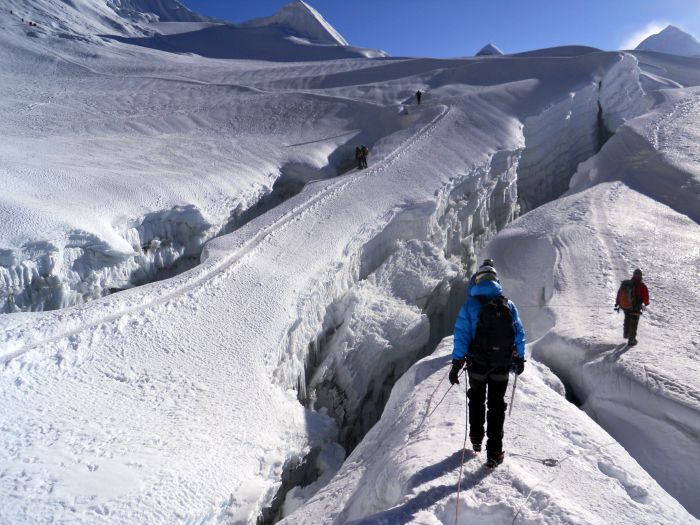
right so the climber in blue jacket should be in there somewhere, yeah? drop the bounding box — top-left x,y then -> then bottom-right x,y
449,264 -> 525,468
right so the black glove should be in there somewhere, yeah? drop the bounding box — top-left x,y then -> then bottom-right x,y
449,358 -> 465,385
614,304 -> 620,313
512,356 -> 526,375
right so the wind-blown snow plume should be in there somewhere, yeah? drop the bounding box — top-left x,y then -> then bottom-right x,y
634,24 -> 700,56
621,20 -> 672,51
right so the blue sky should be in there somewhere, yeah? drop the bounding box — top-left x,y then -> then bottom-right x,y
183,0 -> 700,56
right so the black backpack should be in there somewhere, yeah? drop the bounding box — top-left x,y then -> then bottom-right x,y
471,296 -> 515,368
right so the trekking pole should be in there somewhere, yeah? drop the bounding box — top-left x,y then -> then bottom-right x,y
455,370 -> 469,525
508,371 -> 518,417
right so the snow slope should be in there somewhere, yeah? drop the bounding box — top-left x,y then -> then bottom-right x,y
1,0 -> 697,521
636,25 -> 700,57
283,339 -> 694,524
570,87 -> 700,222
486,181 -> 700,516
2,0 -> 206,40
0,34 -> 667,523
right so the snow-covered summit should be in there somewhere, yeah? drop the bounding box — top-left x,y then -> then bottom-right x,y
243,0 -> 349,46
635,25 -> 700,56
476,43 -> 503,56
3,0 -> 208,38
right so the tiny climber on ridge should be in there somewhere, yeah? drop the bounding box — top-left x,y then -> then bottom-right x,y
449,264 -> 526,468
615,268 -> 650,347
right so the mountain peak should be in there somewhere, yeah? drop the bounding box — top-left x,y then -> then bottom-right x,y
659,25 -> 686,35
243,1 -> 349,46
635,24 -> 700,56
476,43 -> 504,56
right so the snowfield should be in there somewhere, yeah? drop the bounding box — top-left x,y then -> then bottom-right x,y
1,0 -> 699,523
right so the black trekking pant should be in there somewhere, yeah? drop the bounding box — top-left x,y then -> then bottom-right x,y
623,310 -> 640,339
467,369 -> 509,455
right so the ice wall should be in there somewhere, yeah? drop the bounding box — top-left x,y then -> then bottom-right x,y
271,143 -> 522,517
275,144 -> 521,400
1,206 -> 214,313
517,53 -> 648,212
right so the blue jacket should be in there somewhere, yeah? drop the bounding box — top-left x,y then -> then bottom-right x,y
452,280 -> 526,360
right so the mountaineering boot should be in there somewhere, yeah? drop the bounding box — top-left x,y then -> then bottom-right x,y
471,438 -> 482,452
486,451 -> 504,468
628,337 -> 638,346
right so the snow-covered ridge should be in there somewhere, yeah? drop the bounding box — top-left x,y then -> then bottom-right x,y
283,339 -> 694,524
636,25 -> 700,57
2,0 -> 206,39
243,0 -> 348,46
109,0 -> 208,23
486,180 -> 700,517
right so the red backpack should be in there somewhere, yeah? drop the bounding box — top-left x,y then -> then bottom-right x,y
616,280 -> 635,310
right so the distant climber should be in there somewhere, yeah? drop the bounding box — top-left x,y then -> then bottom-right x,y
449,266 -> 526,468
360,145 -> 369,169
355,146 -> 363,170
615,268 -> 650,346
467,258 -> 496,294
415,90 -> 422,105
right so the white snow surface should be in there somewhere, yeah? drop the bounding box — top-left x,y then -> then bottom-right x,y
1,1 -> 698,522
636,25 -> 700,57
485,181 -> 700,516
570,87 -> 700,222
2,0 -> 206,39
283,339 -> 694,524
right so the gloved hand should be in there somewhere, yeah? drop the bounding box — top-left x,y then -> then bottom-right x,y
512,356 -> 526,375
614,304 -> 620,313
449,358 -> 465,385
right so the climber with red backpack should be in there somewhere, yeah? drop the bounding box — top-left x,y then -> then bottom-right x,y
449,264 -> 526,468
615,268 -> 650,346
